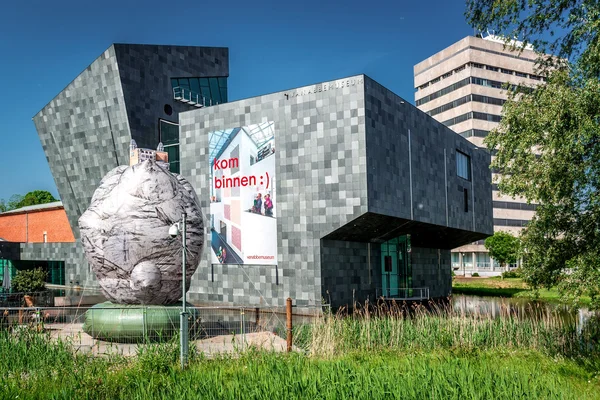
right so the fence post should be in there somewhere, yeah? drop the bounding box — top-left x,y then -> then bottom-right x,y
241,308 -> 245,352
255,307 -> 260,327
286,297 -> 292,352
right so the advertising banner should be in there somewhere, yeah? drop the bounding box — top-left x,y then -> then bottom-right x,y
209,121 -> 277,265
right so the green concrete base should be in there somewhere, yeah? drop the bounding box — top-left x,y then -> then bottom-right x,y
82,301 -> 194,343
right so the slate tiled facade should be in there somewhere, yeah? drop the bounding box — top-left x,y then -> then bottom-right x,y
180,75 -> 492,308
30,44 -> 229,288
29,44 -> 491,307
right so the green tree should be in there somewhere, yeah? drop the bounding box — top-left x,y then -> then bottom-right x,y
4,194 -> 24,211
467,0 -> 600,308
466,0 -> 600,79
484,232 -> 521,271
11,268 -> 47,293
15,190 -> 57,208
0,191 -> 57,213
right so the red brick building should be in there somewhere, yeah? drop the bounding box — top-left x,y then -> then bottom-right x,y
0,202 -> 74,243
0,202 -> 74,289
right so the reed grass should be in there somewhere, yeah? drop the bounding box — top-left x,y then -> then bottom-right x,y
1,302 -> 599,399
298,301 -> 600,358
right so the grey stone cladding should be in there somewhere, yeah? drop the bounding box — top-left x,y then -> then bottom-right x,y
180,76 -> 369,307
34,54 -> 490,307
32,44 -> 229,287
19,242 -> 88,286
363,76 -> 493,240
410,247 -> 452,299
180,74 -> 492,308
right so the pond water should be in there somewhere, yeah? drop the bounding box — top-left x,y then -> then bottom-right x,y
452,294 -> 597,332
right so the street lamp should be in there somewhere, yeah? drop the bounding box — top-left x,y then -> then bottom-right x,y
169,212 -> 188,369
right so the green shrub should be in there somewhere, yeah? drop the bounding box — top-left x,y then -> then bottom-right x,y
502,268 -> 522,279
11,268 -> 47,293
471,272 -> 480,277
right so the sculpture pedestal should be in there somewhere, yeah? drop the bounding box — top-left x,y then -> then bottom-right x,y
83,302 -> 195,343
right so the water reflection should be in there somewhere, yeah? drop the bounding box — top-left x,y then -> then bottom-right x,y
452,294 -> 597,331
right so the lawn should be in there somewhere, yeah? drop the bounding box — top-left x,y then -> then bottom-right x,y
452,276 -> 591,305
2,334 -> 599,399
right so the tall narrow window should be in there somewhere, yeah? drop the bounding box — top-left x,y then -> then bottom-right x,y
464,188 -> 469,212
159,119 -> 180,173
456,150 -> 471,181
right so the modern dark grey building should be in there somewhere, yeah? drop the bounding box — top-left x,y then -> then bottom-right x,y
28,44 -> 229,288
180,75 -> 492,307
27,44 -> 492,308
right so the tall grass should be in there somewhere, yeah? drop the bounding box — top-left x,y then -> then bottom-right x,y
299,301 -> 600,358
1,302 -> 599,399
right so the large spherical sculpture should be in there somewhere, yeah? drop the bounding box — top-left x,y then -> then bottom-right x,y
79,160 -> 204,306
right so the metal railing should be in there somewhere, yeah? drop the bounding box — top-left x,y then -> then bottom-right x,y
375,287 -> 430,301
0,291 -> 53,307
173,87 -> 220,108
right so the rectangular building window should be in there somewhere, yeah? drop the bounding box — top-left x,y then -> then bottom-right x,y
159,119 -> 180,173
457,151 -> 471,181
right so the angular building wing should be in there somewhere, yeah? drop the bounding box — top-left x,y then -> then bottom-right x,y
30,44 -> 229,285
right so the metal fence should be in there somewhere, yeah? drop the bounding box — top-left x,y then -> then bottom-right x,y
0,291 -> 54,307
0,304 -> 326,356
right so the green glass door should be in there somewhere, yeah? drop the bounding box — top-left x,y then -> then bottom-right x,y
381,242 -> 399,297
380,235 -> 412,298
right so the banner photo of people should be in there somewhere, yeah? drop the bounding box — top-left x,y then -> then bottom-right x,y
209,121 -> 276,265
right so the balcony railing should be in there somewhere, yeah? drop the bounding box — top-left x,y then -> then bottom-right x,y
376,287 -> 430,301
173,87 -> 221,108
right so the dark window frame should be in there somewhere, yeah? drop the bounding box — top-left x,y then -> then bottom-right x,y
456,150 -> 471,181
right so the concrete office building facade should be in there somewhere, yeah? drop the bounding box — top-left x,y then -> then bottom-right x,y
18,44 -> 492,307
414,35 -> 543,274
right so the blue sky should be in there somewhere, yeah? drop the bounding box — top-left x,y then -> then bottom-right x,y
0,0 -> 473,201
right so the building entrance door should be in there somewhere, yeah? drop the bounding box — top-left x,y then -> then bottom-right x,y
380,235 -> 412,298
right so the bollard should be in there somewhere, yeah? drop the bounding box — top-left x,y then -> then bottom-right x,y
286,297 -> 292,352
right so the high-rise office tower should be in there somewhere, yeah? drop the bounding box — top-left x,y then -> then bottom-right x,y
414,35 -> 545,273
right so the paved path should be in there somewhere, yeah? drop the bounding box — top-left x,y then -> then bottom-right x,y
46,323 -> 290,357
